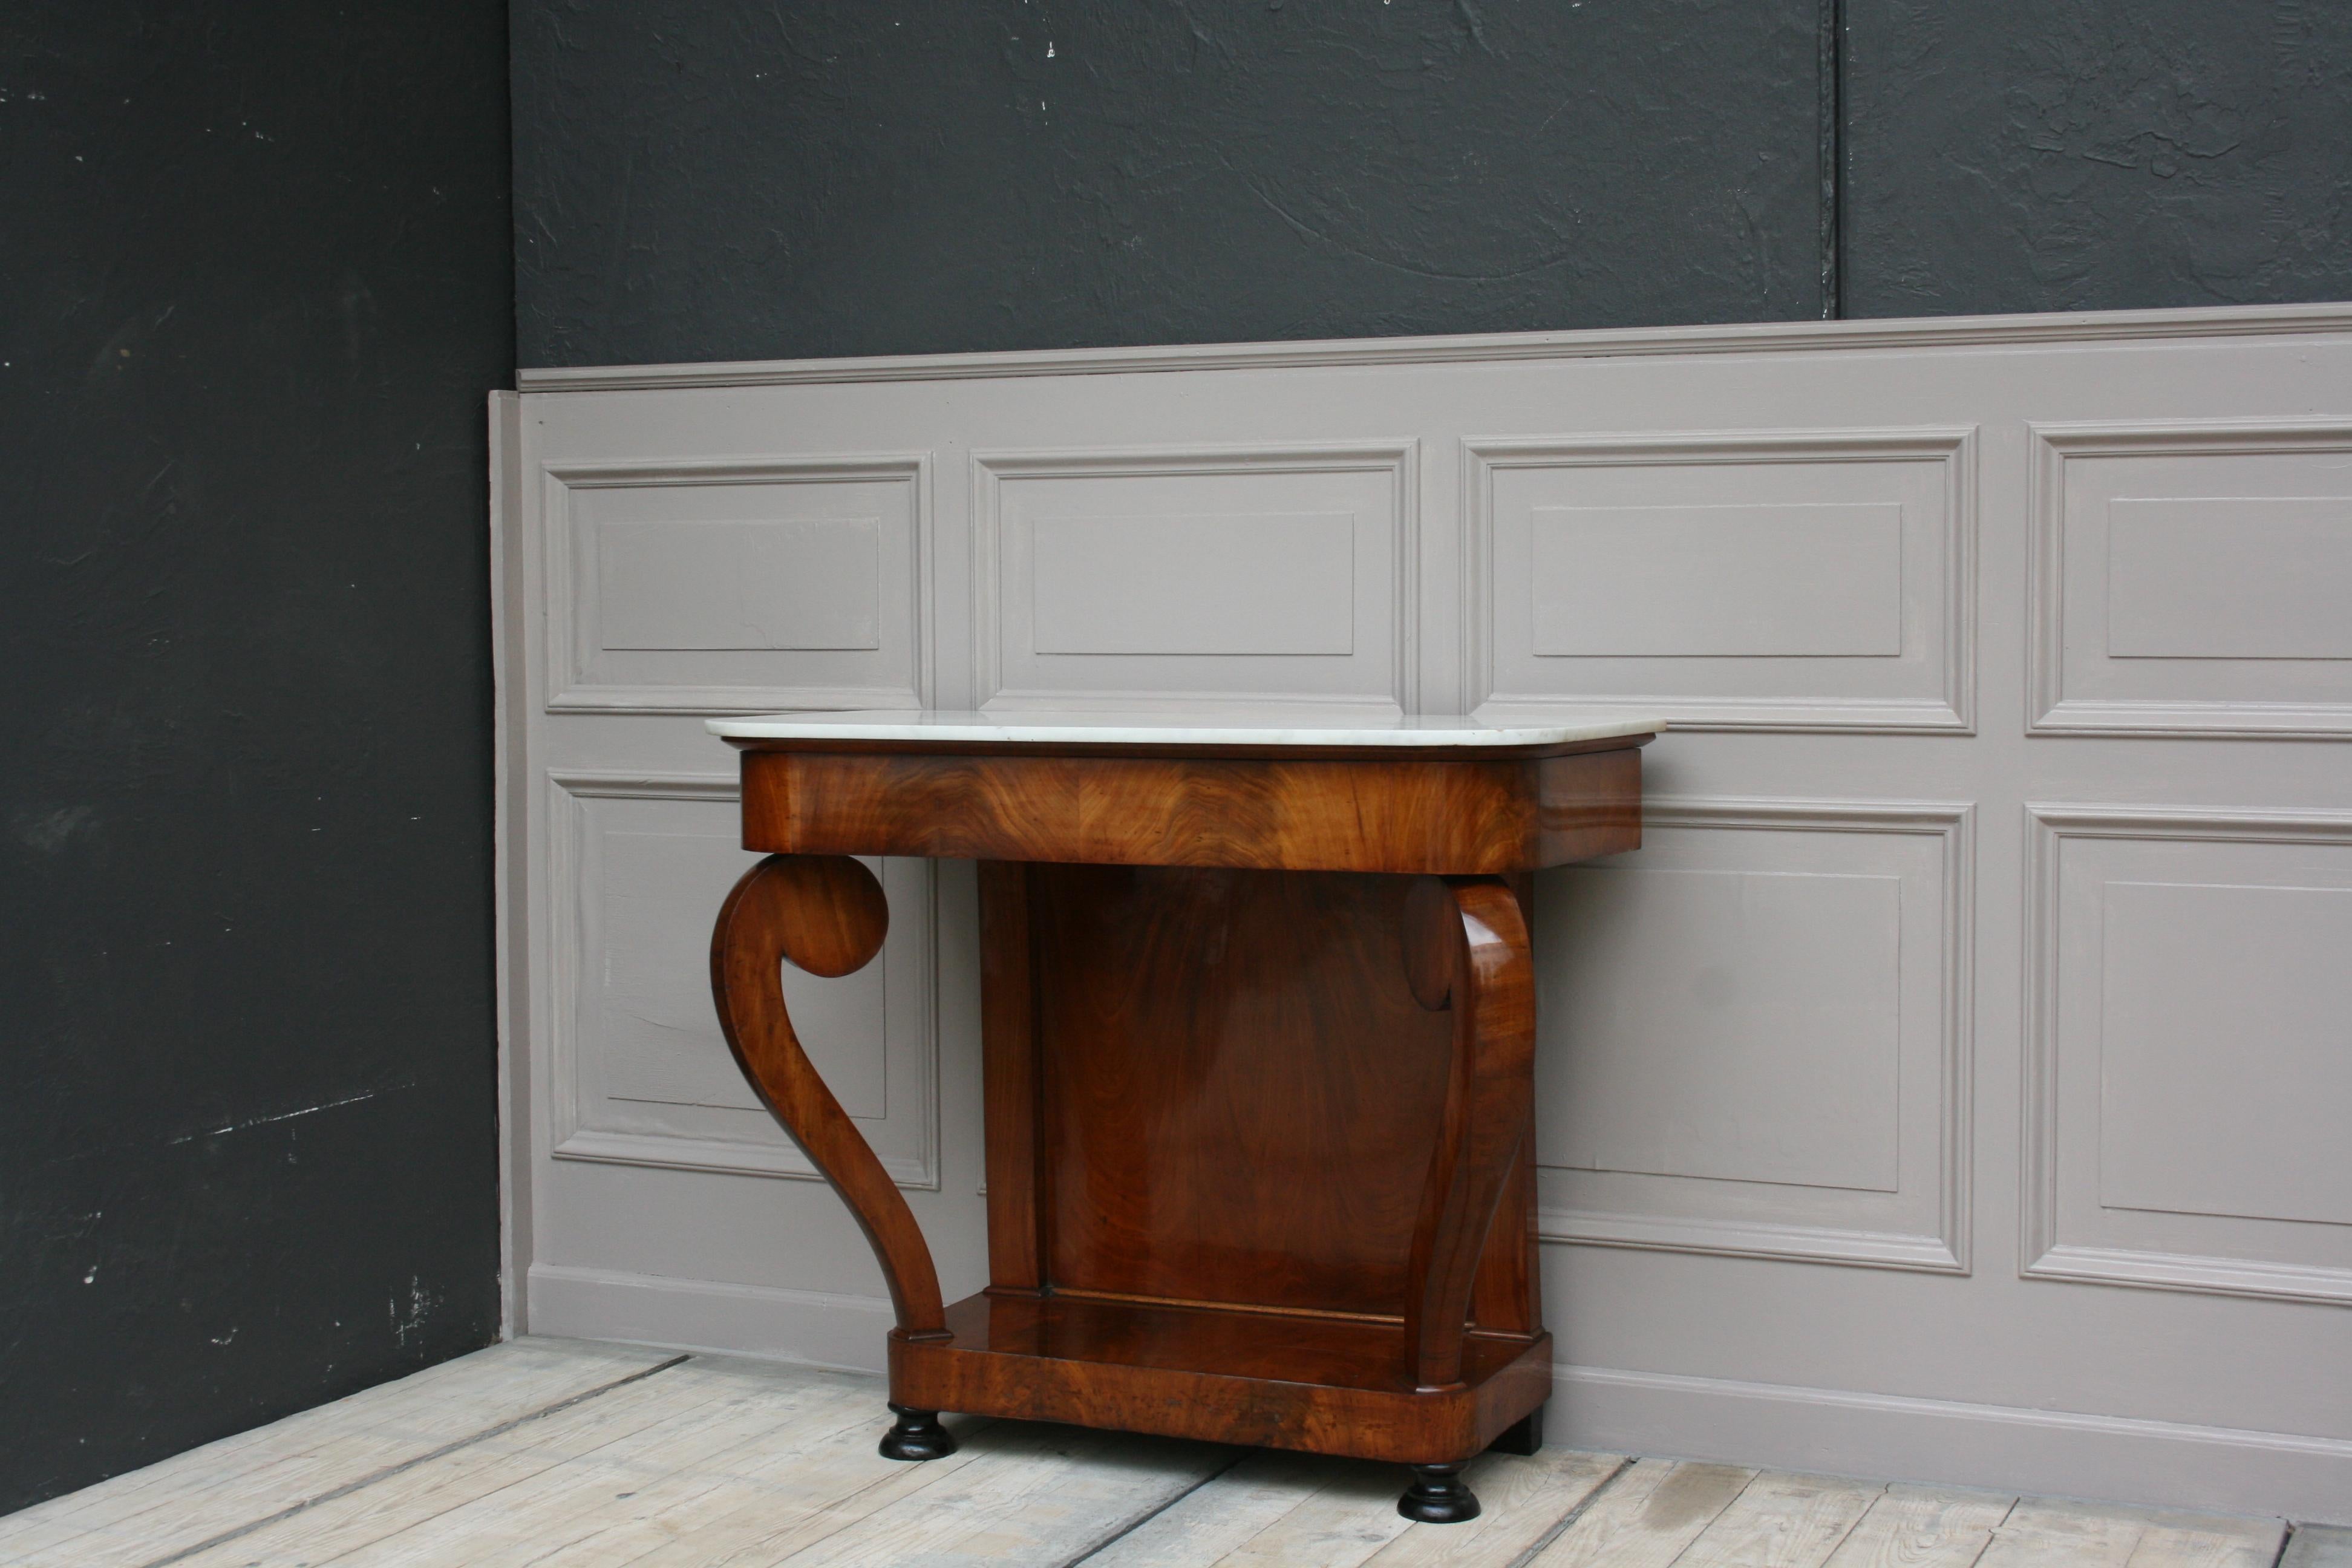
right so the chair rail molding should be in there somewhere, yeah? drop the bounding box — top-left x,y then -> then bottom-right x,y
517,302 -> 2352,393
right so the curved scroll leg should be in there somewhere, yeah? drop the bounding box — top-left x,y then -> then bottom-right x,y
1395,875 -> 1534,1520
712,854 -> 956,1458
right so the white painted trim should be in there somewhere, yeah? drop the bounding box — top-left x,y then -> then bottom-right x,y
1462,428 -> 1977,734
540,769 -> 942,1192
1551,1362 -> 2352,1527
969,439 -> 1420,716
489,390 -> 522,1339
2022,803 -> 2352,1305
523,1264 -> 893,1375
2028,419 -> 2352,739
540,452 -> 933,716
515,302 -> 2352,393
1538,796 -> 1975,1274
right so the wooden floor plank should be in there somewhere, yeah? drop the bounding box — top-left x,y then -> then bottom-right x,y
2282,1526 -> 2352,1568
1979,1498 -> 2285,1568
1821,1483 -> 2018,1568
769,1422 -> 1237,1568
2122,1520 -> 2294,1568
166,1357 -> 867,1568
1670,1469 -> 1885,1568
1194,1460 -> 1415,1568
0,1337 -> 678,1568
4,1334 -> 2315,1568
590,1410 -> 1000,1568
1075,1449 -> 1347,1566
1525,1459 -> 1757,1568
324,1361 -> 889,1566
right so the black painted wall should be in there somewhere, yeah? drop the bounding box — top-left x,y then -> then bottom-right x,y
1,1 -> 510,1512
512,0 -> 2351,368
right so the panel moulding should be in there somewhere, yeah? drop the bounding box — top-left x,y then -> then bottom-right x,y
970,440 -> 1419,716
1538,795 -> 1975,1274
1461,428 -> 1978,734
2027,419 -> 2352,738
541,453 -> 933,716
2022,803 -> 2352,1303
543,770 -> 940,1189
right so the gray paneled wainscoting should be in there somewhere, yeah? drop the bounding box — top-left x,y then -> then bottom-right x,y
493,304 -> 2352,1524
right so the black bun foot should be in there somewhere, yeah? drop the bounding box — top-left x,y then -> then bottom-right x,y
877,1403 -> 957,1462
1398,1462 -> 1481,1524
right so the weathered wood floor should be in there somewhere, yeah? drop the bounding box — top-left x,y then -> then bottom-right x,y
1,1336 -> 2330,1567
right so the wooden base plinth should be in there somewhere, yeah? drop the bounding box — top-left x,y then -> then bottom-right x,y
890,1293 -> 1552,1466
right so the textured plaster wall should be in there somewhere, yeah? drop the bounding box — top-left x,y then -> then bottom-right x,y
1844,0 -> 2352,316
0,0 -> 511,1512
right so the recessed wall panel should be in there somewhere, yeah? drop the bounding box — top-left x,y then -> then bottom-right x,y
1535,799 -> 1970,1271
595,826 -> 884,1119
597,515 -> 882,652
2033,423 -> 2352,734
2105,498 -> 2352,661
1030,512 -> 1355,656
976,445 -> 1412,712
546,456 -> 927,712
2099,881 -> 2352,1227
548,777 -> 935,1185
1529,503 -> 1903,658
1550,865 -> 1901,1192
1468,431 -> 1973,732
2027,808 -> 2352,1301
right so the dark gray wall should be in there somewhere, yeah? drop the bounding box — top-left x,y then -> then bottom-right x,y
1,1 -> 510,1513
514,0 -> 1828,365
512,0 -> 2351,368
1844,0 -> 2352,316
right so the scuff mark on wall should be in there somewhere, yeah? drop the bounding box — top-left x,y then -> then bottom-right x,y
165,1083 -> 414,1147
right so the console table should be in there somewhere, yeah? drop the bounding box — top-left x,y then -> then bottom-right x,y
704,710 -> 1659,1523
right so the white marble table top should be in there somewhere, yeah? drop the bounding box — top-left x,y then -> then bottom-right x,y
705,708 -> 1664,748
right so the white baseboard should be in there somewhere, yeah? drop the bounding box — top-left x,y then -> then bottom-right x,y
521,1266 -> 2350,1527
1555,1363 -> 2351,1527
524,1264 -> 893,1376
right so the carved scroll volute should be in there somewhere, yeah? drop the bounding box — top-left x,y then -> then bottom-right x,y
710,854 -> 948,1340
1399,875 -> 1536,1391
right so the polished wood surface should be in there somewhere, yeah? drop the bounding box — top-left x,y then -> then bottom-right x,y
959,860 -> 1549,1465
976,860 -> 1046,1295
1400,876 -> 1537,1393
708,731 -> 1649,1510
738,746 -> 1644,874
707,853 -> 946,1339
1016,865 -> 1458,1316
889,1293 -> 1553,1465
